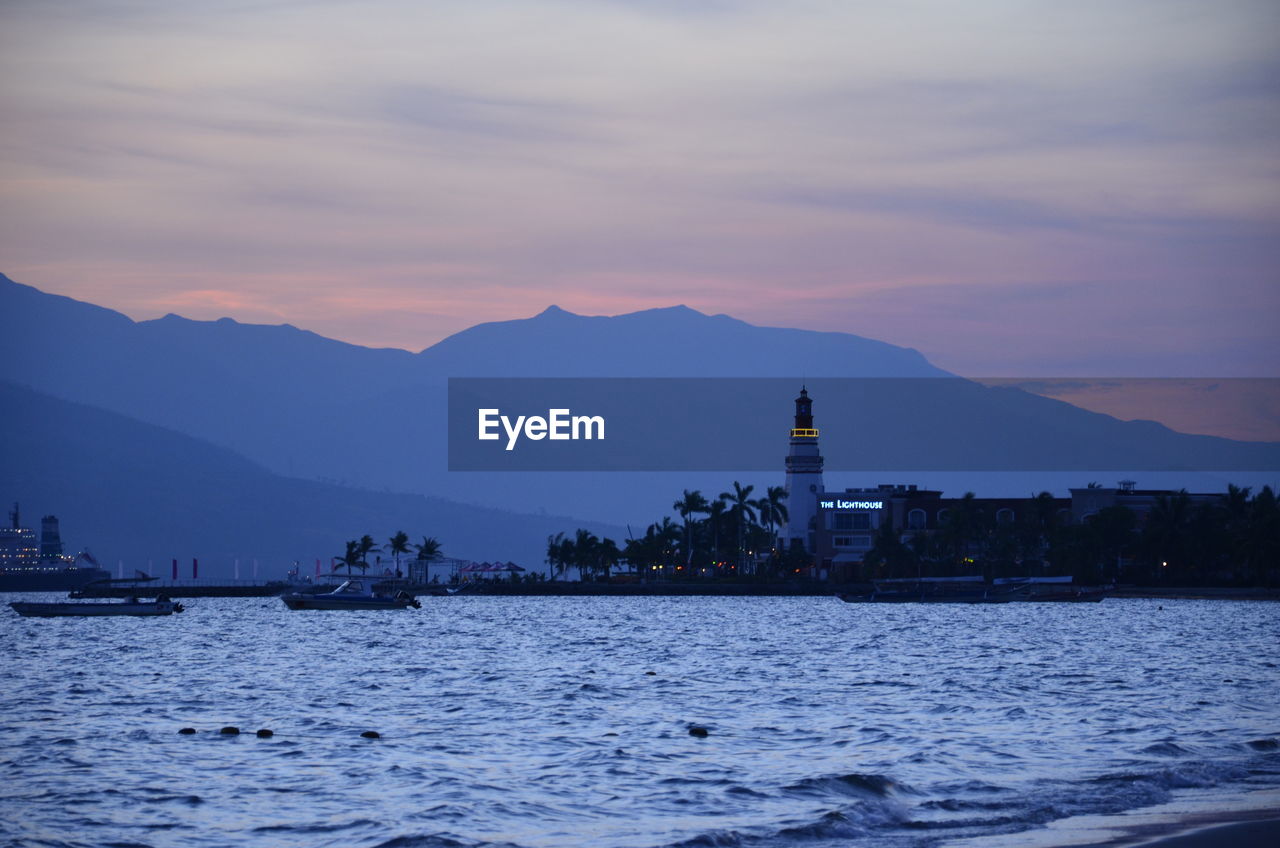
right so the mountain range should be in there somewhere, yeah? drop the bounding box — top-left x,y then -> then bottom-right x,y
0,381 -> 621,574
2,272 -> 1277,576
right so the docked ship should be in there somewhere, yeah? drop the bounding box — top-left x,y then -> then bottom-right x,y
0,503 -> 110,592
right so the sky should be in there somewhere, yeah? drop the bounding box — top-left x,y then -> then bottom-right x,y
2,0 -> 1278,376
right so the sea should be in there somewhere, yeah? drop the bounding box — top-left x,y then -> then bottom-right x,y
1,596 -> 1277,848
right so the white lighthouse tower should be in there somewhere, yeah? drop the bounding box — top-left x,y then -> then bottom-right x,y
783,386 -> 824,553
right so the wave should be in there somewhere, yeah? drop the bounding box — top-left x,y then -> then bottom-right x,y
661,831 -> 745,847
375,836 -> 517,848
783,772 -> 901,798
1141,741 -> 1192,756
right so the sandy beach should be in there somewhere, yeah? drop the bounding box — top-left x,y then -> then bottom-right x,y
942,788 -> 1280,848
1132,818 -> 1280,848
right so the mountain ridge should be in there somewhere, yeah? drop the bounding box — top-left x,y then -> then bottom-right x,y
2,271 -> 1276,534
0,379 -> 621,574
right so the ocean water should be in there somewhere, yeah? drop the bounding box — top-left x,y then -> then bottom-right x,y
1,596 -> 1277,848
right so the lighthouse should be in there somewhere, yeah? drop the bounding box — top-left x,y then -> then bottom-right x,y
783,386 -> 824,553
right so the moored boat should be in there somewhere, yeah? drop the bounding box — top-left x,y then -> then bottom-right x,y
9,595 -> 185,617
838,576 -> 1025,604
281,579 -> 421,610
993,576 -> 1109,602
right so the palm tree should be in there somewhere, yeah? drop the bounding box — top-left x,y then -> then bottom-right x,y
719,481 -> 757,573
412,535 -> 442,582
335,540 -> 362,575
546,532 -> 567,580
414,536 -> 442,562
706,499 -> 728,562
673,489 -> 710,567
598,537 -> 621,580
653,517 -> 681,562
387,530 -> 411,575
357,534 -> 381,572
760,486 -> 789,542
633,519 -> 681,577
574,528 -> 600,581
756,486 -> 789,575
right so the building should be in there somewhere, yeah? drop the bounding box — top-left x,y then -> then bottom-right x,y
814,485 -> 924,579
782,387 -> 824,555
780,389 -> 1229,580
1069,480 -> 1225,524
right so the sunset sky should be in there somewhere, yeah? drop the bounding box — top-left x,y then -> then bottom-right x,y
2,1 -> 1277,376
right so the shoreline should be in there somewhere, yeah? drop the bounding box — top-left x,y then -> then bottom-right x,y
455,583 -> 1280,600
944,788 -> 1280,848
1128,818 -> 1280,848
7,583 -> 1277,600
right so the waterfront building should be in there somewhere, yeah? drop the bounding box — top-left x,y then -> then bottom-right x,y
780,389 -> 1232,581
1069,480 -> 1224,523
813,485 -> 926,579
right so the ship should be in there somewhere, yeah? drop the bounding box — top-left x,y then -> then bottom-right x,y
0,503 -> 111,592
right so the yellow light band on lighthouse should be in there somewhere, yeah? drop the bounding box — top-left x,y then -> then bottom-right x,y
790,428 -> 819,438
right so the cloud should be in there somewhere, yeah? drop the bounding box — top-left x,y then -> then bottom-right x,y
1,0 -> 1277,375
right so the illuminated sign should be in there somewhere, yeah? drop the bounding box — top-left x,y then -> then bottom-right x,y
819,499 -> 884,510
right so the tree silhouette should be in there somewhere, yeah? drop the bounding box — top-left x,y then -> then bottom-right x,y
673,489 -> 710,567
719,481 -> 757,573
335,540 -> 361,575
414,536 -> 442,562
356,534 -> 381,573
388,530 -> 411,575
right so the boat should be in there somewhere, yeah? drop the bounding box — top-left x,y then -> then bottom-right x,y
71,577 -> 295,598
993,576 -> 1109,603
1024,588 -> 1108,602
0,503 -> 111,592
280,579 -> 421,610
9,595 -> 185,617
838,576 -> 1025,604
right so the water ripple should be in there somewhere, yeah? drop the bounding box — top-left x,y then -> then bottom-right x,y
0,596 -> 1277,847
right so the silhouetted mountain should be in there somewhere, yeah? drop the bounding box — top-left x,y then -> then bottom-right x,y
0,381 -> 620,576
422,303 -> 946,376
2,272 -> 1277,536
0,272 -> 948,518
0,273 -> 418,467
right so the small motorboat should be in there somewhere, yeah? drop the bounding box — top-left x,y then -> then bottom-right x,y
9,594 -> 185,617
280,579 -> 421,611
837,576 -> 1024,604
993,576 -> 1109,602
